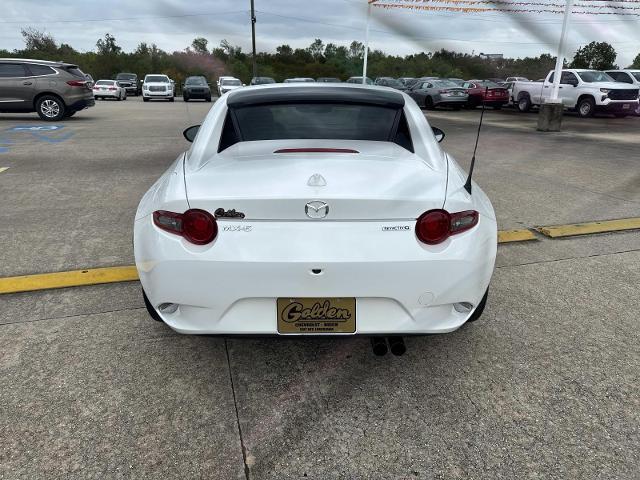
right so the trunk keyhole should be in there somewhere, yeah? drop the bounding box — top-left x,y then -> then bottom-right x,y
311,269 -> 323,275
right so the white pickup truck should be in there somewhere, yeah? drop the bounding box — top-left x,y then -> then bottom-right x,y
512,69 -> 640,117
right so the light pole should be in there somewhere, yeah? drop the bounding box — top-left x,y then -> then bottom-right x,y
550,0 -> 574,101
250,0 -> 257,78
362,0 -> 373,84
537,0 -> 573,131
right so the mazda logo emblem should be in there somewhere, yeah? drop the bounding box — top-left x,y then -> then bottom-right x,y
305,201 -> 329,219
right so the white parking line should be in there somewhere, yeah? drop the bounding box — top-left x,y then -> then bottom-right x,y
0,167 -> 9,174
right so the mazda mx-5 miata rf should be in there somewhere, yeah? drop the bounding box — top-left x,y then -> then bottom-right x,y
134,84 -> 497,351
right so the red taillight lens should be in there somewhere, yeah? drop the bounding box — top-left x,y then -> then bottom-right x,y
153,209 -> 217,245
108,87 -> 117,91
182,209 -> 217,245
416,210 -> 451,245
415,209 -> 478,245
66,80 -> 86,87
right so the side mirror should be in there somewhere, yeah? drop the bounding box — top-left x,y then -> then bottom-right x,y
183,125 -> 200,143
432,127 -> 445,143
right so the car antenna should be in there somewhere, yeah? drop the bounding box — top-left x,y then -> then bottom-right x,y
464,86 -> 489,194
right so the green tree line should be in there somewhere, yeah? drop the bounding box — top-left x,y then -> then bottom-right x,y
1,29 -> 637,86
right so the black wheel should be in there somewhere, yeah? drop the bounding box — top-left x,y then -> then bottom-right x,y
116,93 -> 122,101
467,289 -> 488,323
517,95 -> 531,112
424,96 -> 434,110
206,95 -> 212,102
183,95 -> 189,102
493,105 -> 502,110
36,95 -> 65,121
143,97 -> 149,102
142,290 -> 163,322
614,113 -> 627,118
577,97 -> 595,118
169,97 -> 175,102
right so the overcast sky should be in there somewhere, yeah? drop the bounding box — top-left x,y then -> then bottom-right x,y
1,0 -> 639,66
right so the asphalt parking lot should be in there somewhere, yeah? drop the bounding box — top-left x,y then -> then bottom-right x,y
1,97 -> 639,479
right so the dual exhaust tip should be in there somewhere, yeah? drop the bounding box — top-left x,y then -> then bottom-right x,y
371,336 -> 406,357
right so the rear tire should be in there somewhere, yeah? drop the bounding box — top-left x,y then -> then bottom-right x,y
36,95 -> 65,121
206,95 -> 212,102
577,97 -> 595,118
493,105 -> 502,110
517,95 -> 531,112
467,289 -> 488,323
143,97 -> 149,102
143,290 -> 163,322
169,97 -> 175,102
183,95 -> 189,102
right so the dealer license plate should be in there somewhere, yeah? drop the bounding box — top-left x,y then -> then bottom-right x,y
277,297 -> 356,334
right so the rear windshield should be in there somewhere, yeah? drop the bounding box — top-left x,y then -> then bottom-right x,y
222,79 -> 242,86
96,80 -> 114,85
220,103 -> 412,153
65,67 -> 85,78
577,71 -> 613,83
632,72 -> 640,82
433,80 -> 462,88
116,73 -> 136,80
146,75 -> 169,83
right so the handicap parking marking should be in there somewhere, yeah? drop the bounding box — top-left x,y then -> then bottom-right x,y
8,125 -> 65,132
1,125 -> 74,151
30,131 -> 74,143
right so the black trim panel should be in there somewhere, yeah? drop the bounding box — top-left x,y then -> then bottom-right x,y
227,86 -> 405,109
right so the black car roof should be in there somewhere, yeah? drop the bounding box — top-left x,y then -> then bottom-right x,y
227,85 -> 405,108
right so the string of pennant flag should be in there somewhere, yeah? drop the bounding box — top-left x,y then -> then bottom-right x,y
369,0 -> 640,15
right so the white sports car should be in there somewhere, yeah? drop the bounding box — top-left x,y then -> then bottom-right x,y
134,84 -> 497,354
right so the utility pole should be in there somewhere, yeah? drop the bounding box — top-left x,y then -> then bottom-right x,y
250,0 -> 257,78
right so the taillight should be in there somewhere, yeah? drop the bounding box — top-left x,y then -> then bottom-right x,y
153,209 -> 217,245
66,80 -> 86,87
415,209 -> 478,245
438,89 -> 449,94
108,87 -> 117,91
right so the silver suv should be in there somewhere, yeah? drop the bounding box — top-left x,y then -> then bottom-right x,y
0,58 -> 95,121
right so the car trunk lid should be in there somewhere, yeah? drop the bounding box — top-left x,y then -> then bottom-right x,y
185,140 -> 446,221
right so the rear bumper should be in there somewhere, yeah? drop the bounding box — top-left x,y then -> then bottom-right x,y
69,97 -> 95,110
134,216 -> 497,335
435,97 -> 467,107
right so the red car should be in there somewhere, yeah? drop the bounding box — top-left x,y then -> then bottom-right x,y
461,80 -> 509,109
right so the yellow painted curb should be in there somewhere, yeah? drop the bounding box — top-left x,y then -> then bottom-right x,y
498,229 -> 537,243
0,266 -> 139,295
536,217 -> 640,238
